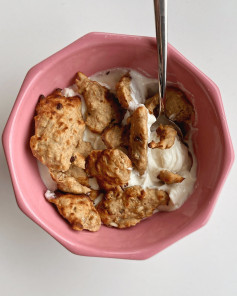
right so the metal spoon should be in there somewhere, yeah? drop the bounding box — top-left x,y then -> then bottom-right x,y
152,0 -> 182,136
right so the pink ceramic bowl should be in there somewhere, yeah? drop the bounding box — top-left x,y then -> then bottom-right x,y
2,32 -> 234,260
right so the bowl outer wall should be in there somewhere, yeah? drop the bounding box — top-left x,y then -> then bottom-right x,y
2,32 -> 234,260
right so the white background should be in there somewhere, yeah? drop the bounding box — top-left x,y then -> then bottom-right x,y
0,0 -> 236,295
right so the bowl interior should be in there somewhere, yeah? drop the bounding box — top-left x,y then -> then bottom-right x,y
5,33 -> 230,259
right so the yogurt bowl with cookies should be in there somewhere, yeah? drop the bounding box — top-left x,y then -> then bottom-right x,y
2,32 -> 234,259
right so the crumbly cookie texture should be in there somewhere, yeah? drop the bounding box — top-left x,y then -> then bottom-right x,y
49,192 -> 101,231
89,190 -> 102,201
158,170 -> 185,184
101,124 -> 130,150
97,186 -> 169,228
165,87 -> 193,122
86,149 -> 132,190
116,73 -> 133,109
50,165 -> 91,194
129,106 -> 148,175
145,93 -> 159,114
149,124 -> 177,150
30,90 -> 88,172
75,72 -> 123,133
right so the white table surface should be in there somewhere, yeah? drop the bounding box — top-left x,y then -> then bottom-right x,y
0,0 -> 236,295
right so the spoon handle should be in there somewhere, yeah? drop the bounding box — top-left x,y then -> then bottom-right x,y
154,0 -> 167,100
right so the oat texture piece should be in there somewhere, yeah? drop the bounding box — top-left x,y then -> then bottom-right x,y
75,72 -> 123,133
149,124 -> 177,150
129,106 -> 148,175
158,170 -> 185,184
49,192 -> 101,231
89,190 -> 101,201
165,87 -> 193,122
97,186 -> 169,228
50,165 -> 91,194
86,149 -> 132,190
30,90 -> 90,172
116,73 -> 133,109
101,124 -> 130,149
102,125 -> 124,149
145,93 -> 159,114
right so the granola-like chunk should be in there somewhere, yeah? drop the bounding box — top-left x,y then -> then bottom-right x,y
97,186 -> 169,228
101,124 -> 130,150
129,106 -> 148,175
145,93 -> 159,114
101,125 -> 124,149
158,170 -> 185,184
30,90 -> 86,172
148,124 -> 177,150
49,192 -> 101,231
50,165 -> 91,194
75,72 -> 123,133
116,73 -> 133,109
165,87 -> 193,122
86,149 -> 132,190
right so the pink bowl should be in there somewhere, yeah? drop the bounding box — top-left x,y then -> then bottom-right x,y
2,32 -> 234,260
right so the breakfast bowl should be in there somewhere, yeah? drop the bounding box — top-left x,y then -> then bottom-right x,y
2,32 -> 234,260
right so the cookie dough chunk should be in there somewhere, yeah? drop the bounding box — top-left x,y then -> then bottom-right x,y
86,149 -> 132,190
50,165 -> 91,194
158,170 -> 185,184
116,73 -> 133,109
101,124 -> 130,149
75,72 -> 123,133
149,124 -> 177,150
145,93 -> 159,114
102,125 -> 124,149
30,90 -> 87,172
97,186 -> 169,228
129,106 -> 148,175
165,87 -> 193,122
49,192 -> 101,231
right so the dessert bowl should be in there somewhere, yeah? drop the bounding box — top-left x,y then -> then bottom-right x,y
2,32 -> 234,260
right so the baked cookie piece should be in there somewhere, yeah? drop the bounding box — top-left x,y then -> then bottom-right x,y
158,170 -> 184,184
50,165 -> 91,194
149,124 -> 177,150
101,124 -> 130,149
89,190 -> 101,201
165,87 -> 193,122
129,106 -> 148,175
145,93 -> 159,114
97,186 -> 169,228
86,149 -> 132,190
116,73 -> 133,109
75,72 -> 123,133
49,192 -> 101,231
30,90 -> 88,172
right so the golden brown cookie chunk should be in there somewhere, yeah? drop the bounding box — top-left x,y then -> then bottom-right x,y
97,186 -> 169,228
102,125 -> 124,149
148,124 -> 177,150
165,87 -> 193,122
49,192 -> 101,231
101,124 -> 130,150
145,93 -> 159,114
50,165 -> 91,194
86,149 -> 132,190
30,90 -> 88,172
129,106 -> 148,175
75,72 -> 123,133
116,73 -> 133,109
89,190 -> 101,201
158,170 -> 185,184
